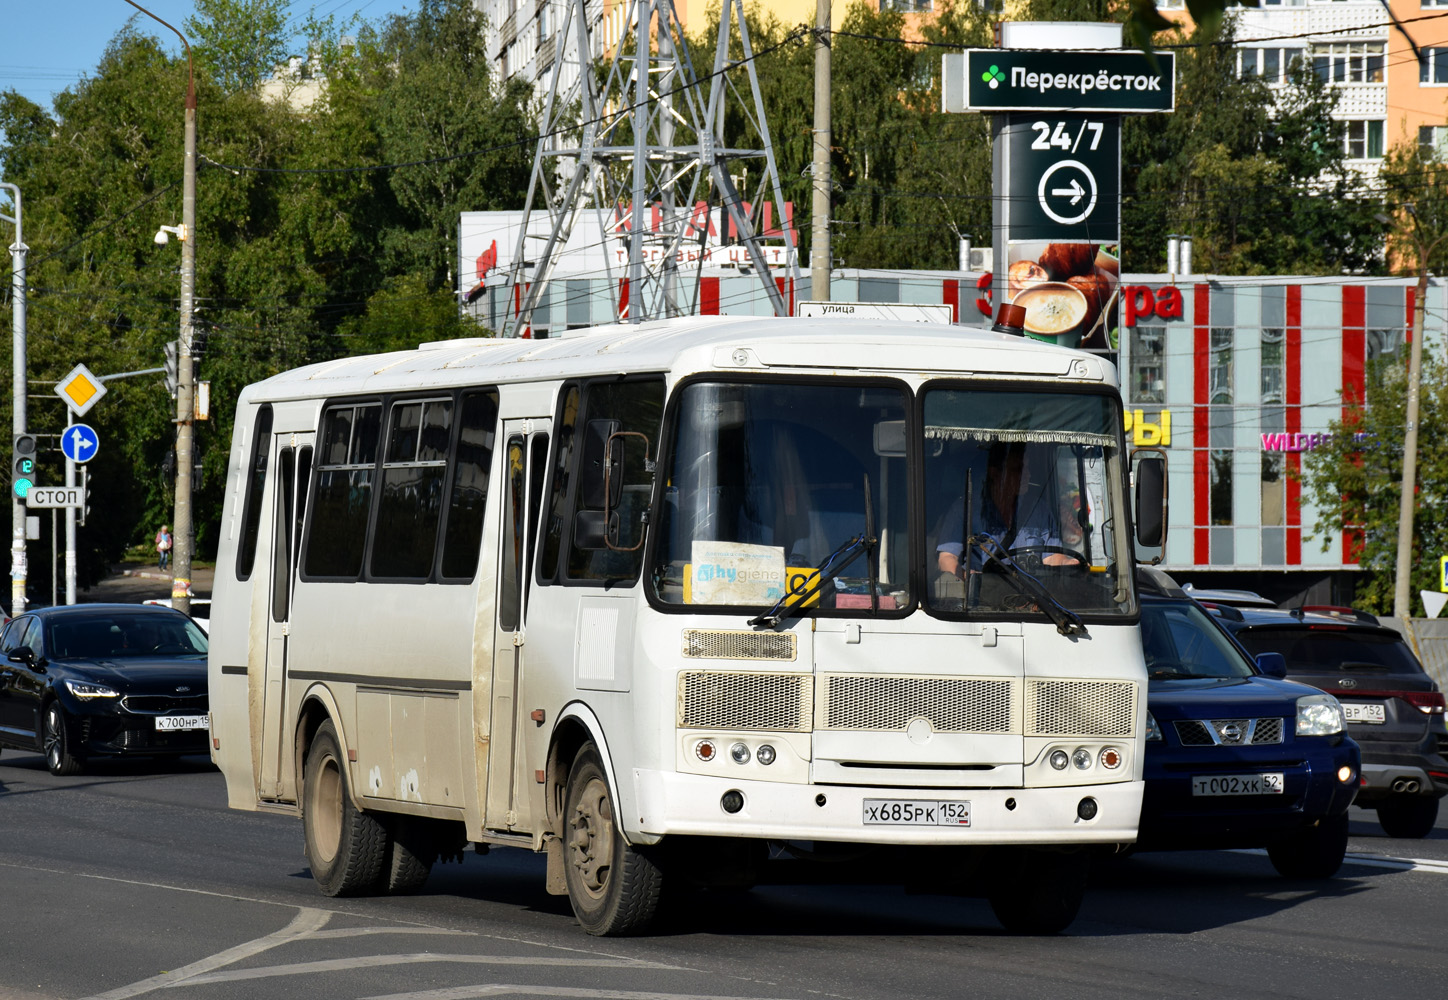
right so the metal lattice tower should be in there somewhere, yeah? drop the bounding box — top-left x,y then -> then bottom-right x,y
502,0 -> 798,334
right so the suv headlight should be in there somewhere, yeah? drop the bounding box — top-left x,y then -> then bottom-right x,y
1145,711 -> 1163,742
66,680 -> 120,700
1296,694 -> 1345,736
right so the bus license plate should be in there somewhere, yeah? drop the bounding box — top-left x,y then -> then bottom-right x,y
155,715 -> 208,732
1342,703 -> 1386,724
862,799 -> 971,826
1191,773 -> 1284,797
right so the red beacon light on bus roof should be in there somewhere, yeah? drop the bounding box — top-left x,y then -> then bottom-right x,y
991,303 -> 1026,337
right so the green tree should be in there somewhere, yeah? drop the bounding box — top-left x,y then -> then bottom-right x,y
0,0 -> 534,579
187,0 -> 291,93
1300,356 -> 1448,616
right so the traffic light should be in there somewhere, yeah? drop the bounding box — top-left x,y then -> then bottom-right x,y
12,433 -> 37,500
164,340 -> 178,398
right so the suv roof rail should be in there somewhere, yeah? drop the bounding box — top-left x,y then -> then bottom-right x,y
1294,604 -> 1379,625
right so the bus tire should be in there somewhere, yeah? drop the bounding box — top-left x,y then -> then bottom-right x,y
302,720 -> 387,896
986,849 -> 1088,935
1267,811 -> 1348,879
382,818 -> 435,895
563,743 -> 663,936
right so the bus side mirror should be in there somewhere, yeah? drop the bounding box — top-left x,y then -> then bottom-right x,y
1131,450 -> 1167,552
580,419 -> 622,509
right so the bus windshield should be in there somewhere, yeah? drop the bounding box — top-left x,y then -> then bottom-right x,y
923,385 -> 1132,618
652,380 -> 911,612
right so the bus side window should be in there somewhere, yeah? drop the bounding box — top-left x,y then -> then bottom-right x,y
564,378 -> 664,583
305,402 -> 382,579
370,396 -> 453,580
538,384 -> 581,583
440,388 -> 500,580
236,404 -> 273,581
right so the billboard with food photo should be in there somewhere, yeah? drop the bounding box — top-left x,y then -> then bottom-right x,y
1006,241 -> 1120,350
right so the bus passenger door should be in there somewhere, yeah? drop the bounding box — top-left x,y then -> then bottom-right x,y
486,420 -> 549,832
259,433 -> 314,801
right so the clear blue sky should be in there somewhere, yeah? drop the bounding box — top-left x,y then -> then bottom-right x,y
0,1 -> 417,112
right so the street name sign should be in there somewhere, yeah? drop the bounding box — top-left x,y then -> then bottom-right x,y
26,486 -> 84,509
55,363 -> 108,418
962,49 -> 1175,113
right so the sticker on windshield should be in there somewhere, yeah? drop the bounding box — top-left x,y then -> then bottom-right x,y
686,542 -> 808,606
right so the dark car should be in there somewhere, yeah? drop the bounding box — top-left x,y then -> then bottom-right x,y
0,604 -> 209,775
1217,605 -> 1448,839
1136,568 -> 1360,877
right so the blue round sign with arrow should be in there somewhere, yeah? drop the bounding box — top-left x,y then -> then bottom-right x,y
61,423 -> 101,464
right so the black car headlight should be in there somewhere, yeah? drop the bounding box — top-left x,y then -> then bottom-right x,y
65,680 -> 120,700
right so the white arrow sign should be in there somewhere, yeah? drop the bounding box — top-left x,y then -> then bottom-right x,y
1050,179 -> 1086,205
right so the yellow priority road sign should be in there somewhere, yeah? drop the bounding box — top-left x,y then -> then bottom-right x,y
55,363 -> 108,417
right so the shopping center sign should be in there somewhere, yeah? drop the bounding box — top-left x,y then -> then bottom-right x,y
961,49 -> 1176,114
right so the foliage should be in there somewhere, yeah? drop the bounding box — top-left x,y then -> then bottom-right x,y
0,0 -> 534,586
1379,141 -> 1448,274
1122,18 -> 1386,274
1300,356 -> 1448,616
187,0 -> 291,93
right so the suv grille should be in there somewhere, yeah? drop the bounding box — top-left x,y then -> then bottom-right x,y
1174,717 -> 1285,746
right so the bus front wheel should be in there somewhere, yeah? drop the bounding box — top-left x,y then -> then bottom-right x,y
563,743 -> 663,935
302,720 -> 387,896
986,848 -> 1089,935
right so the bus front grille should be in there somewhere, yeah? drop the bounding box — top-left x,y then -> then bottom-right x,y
677,671 -> 812,731
1025,679 -> 1136,738
817,675 -> 1016,733
681,629 -> 797,661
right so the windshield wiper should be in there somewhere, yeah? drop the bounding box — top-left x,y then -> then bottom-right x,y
967,533 -> 1086,637
748,532 -> 871,630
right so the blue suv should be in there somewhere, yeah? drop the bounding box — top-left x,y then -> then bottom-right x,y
1137,568 -> 1360,877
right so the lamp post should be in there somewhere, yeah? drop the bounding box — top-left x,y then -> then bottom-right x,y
2,182 -> 27,615
1392,204 -> 1445,619
126,0 -> 196,617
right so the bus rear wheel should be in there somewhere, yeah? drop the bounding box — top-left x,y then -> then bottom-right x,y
986,848 -> 1089,935
302,720 -> 387,896
563,743 -> 663,935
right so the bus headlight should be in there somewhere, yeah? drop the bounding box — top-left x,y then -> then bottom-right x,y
729,742 -> 751,764
1071,747 -> 1093,770
755,744 -> 777,766
1296,695 -> 1345,736
1049,749 -> 1070,770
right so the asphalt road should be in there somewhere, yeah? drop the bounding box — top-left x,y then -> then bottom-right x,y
0,747 -> 1443,1000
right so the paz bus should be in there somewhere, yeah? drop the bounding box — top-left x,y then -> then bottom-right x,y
207,315 -> 1162,935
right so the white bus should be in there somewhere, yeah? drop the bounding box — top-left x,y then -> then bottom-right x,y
208,316 -> 1159,935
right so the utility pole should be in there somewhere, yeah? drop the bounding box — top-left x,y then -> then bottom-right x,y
126,0 -> 196,617
811,0 -> 831,302
1393,205 -> 1442,619
2,181 -> 27,615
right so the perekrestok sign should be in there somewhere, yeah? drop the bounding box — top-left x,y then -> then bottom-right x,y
965,49 -> 1175,114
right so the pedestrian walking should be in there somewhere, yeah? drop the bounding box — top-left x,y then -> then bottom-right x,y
155,525 -> 172,571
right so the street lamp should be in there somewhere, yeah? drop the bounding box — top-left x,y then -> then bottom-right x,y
126,0 -> 197,617
2,181 -> 28,615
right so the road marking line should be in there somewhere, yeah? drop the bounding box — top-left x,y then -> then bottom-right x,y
1231,848 -> 1448,876
79,907 -> 332,1000
361,987 -> 807,1000
176,956 -> 670,986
